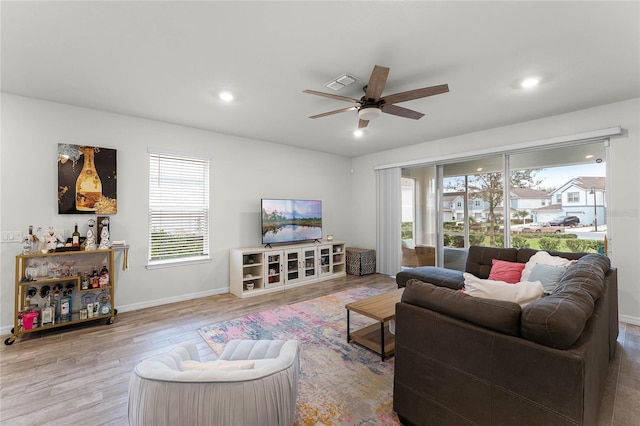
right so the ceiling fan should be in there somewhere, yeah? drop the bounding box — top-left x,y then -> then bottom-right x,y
303,65 -> 449,129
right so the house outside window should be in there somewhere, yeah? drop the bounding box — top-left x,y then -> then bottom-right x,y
556,194 -> 562,203
567,192 -> 580,202
148,150 -> 210,266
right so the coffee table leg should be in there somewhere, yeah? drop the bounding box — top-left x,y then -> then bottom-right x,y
380,322 -> 385,361
347,309 -> 351,343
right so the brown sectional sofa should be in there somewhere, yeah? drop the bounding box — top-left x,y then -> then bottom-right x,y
393,246 -> 618,426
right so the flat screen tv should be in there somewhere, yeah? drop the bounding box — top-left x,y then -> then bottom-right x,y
261,199 -> 322,245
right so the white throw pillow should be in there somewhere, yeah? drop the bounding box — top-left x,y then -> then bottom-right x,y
520,251 -> 576,282
463,273 -> 544,307
180,359 -> 255,371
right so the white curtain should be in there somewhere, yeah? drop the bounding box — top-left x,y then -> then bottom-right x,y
376,167 -> 402,275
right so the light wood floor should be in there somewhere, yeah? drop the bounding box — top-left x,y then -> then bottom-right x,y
0,273 -> 638,426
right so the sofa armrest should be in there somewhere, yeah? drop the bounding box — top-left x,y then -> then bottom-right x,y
396,267 -> 464,289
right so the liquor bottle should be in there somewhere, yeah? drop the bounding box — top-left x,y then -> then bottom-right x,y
75,146 -> 102,211
49,295 -> 58,325
72,223 -> 80,247
41,297 -> 54,326
91,266 -> 99,288
99,264 -> 110,287
97,289 -> 111,316
81,272 -> 90,290
59,291 -> 72,322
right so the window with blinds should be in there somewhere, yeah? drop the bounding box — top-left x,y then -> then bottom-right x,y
148,151 -> 210,264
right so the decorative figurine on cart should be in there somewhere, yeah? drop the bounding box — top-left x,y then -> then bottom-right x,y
43,227 -> 64,252
85,219 -> 97,250
99,217 -> 111,249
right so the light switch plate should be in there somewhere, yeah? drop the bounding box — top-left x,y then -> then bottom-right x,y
2,231 -> 23,243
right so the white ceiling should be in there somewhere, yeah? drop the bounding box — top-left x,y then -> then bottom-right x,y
2,1 -> 639,157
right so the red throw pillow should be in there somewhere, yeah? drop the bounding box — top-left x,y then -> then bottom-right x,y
488,259 -> 525,284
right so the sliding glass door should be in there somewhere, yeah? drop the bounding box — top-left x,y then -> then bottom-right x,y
399,139 -> 608,270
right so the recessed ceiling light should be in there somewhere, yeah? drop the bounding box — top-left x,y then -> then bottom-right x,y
219,91 -> 234,102
585,154 -> 594,159
353,130 -> 363,137
520,77 -> 540,89
476,167 -> 483,172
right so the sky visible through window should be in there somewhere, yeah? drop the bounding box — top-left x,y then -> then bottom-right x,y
536,163 -> 605,189
443,162 -> 606,191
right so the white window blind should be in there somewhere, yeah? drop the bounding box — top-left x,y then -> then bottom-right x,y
148,151 -> 210,264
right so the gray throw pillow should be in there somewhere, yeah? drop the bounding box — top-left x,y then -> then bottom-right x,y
528,263 -> 566,294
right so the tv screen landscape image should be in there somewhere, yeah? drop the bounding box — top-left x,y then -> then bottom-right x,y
261,199 -> 322,244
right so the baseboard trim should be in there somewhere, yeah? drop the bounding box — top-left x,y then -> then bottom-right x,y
619,314 -> 640,326
0,286 -> 230,336
115,287 -> 230,314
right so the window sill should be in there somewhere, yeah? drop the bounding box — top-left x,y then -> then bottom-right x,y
146,256 -> 212,270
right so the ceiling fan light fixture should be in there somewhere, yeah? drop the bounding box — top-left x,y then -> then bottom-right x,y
358,106 -> 382,121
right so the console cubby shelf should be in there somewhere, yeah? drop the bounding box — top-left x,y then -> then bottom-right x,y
230,240 -> 346,298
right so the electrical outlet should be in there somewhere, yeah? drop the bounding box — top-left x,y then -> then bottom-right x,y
2,231 -> 23,243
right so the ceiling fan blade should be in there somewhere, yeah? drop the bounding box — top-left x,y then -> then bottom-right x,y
382,84 -> 449,105
303,90 -> 360,104
358,119 -> 369,129
382,104 -> 425,120
309,106 -> 357,119
364,65 -> 390,101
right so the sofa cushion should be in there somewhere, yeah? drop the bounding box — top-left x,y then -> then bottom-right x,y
402,279 -> 522,336
396,266 -> 465,289
488,259 -> 526,283
402,239 -> 416,249
520,254 -> 610,349
528,264 -> 567,294
463,273 -> 544,307
520,251 -> 576,282
516,248 -> 587,264
465,246 -> 519,279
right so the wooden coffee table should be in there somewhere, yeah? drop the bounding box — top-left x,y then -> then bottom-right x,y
345,288 -> 404,361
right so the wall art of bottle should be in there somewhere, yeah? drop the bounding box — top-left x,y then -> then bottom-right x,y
57,144 -> 117,214
75,146 -> 102,211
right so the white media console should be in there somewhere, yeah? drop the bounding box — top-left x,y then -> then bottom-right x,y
230,240 -> 346,298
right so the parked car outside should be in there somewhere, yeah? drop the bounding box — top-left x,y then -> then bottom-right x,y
522,222 -> 565,234
549,215 -> 580,227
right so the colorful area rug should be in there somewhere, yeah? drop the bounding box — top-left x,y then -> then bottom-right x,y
198,287 -> 400,426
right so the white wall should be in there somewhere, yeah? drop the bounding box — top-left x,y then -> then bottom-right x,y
0,94 -> 354,332
3,95 -> 639,330
350,98 -> 640,324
